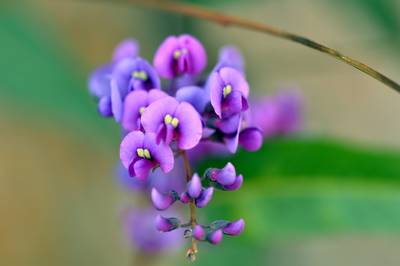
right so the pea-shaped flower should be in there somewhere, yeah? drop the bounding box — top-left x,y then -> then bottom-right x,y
122,89 -> 168,131
141,97 -> 203,150
120,131 -> 174,181
88,39 -> 139,118
153,34 -> 207,79
209,67 -> 249,118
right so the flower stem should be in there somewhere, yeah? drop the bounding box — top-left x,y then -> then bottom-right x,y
181,150 -> 198,261
122,0 -> 400,93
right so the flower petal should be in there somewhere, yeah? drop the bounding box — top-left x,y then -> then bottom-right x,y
133,159 -> 155,181
223,219 -> 245,236
187,173 -> 202,199
141,97 -> 179,133
153,36 -> 179,79
239,127 -> 263,152
122,90 -> 148,131
120,131 -> 145,169
217,45 -> 244,72
195,187 -> 214,208
112,38 -> 139,62
174,102 -> 203,150
175,86 -> 209,113
111,78 -> 123,122
178,34 -> 207,75
144,133 -> 174,174
219,67 -> 249,98
88,64 -> 112,98
209,71 -> 224,118
98,96 -> 113,117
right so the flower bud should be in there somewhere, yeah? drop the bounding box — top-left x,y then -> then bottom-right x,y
187,174 -> 202,199
179,192 -> 191,204
223,219 -> 245,236
192,225 -> 206,241
195,187 -> 214,208
212,162 -> 236,185
239,127 -> 263,152
223,175 -> 243,191
155,215 -> 180,232
151,188 -> 177,211
207,229 -> 223,245
97,96 -> 113,117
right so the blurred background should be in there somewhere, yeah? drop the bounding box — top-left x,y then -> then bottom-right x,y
1,0 -> 400,265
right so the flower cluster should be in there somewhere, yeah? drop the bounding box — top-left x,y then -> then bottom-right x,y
88,34 -> 267,260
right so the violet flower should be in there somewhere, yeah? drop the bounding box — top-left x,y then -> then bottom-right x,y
120,131 -> 174,181
214,45 -> 244,73
111,57 -> 161,122
88,39 -> 139,118
205,162 -> 243,191
122,89 -> 168,131
153,34 -> 207,79
209,67 -> 249,118
141,97 -> 203,150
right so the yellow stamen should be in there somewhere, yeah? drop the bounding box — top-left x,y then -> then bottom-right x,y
171,117 -> 179,128
223,84 -> 232,98
164,114 -> 173,124
173,50 -> 181,59
136,148 -> 144,158
139,107 -> 146,115
143,149 -> 151,159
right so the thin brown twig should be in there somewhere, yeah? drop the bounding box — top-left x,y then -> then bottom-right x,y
181,150 -> 198,261
116,0 -> 400,94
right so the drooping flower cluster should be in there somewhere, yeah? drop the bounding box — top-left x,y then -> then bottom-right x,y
88,34 -> 300,260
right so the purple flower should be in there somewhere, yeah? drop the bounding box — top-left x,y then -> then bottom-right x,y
88,39 -> 139,118
239,127 -> 263,151
151,188 -> 179,211
113,57 -> 160,92
122,208 -> 182,253
222,115 -> 242,153
209,162 -> 236,185
153,34 -> 207,79
223,174 -> 243,191
141,97 -> 203,150
120,131 -> 174,181
111,58 -> 161,122
206,163 -> 243,191
207,229 -> 223,245
122,89 -> 168,131
223,219 -> 245,236
209,67 -> 249,118
155,215 -> 181,232
175,86 -> 209,113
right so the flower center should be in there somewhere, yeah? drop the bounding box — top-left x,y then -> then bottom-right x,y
173,48 -> 188,59
139,106 -> 146,115
223,84 -> 232,98
164,114 -> 179,128
132,71 -> 148,81
136,148 -> 151,159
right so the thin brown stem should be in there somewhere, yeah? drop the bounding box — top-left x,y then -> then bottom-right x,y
181,150 -> 198,261
108,0 -> 399,93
